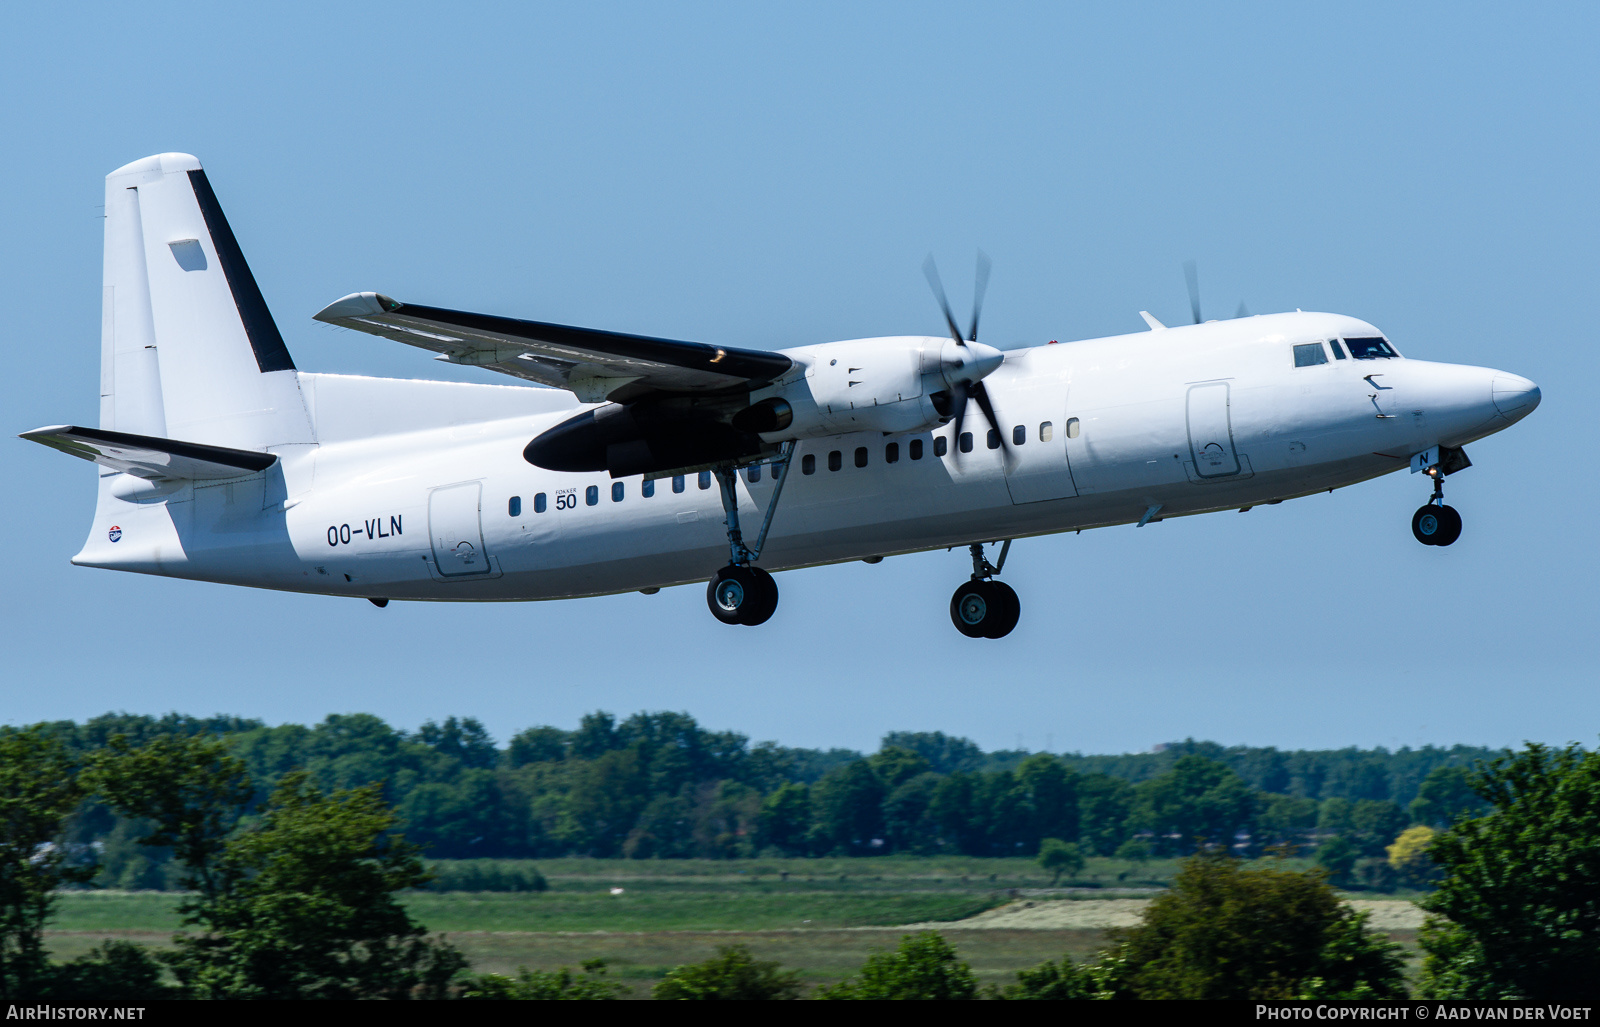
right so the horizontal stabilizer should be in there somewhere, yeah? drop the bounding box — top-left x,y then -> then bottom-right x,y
20,425 -> 277,481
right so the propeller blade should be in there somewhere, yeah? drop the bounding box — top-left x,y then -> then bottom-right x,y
1235,300 -> 1251,319
968,250 -> 992,342
1184,260 -> 1202,324
949,380 -> 970,447
971,380 -> 1012,465
922,255 -> 965,346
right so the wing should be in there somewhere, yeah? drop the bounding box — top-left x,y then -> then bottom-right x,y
313,293 -> 793,402
21,425 -> 277,480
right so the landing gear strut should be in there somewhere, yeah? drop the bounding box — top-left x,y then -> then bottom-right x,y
949,540 -> 1020,639
1412,467 -> 1462,547
705,443 -> 794,626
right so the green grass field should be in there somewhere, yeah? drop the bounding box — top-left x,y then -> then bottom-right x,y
43,855 -> 1418,997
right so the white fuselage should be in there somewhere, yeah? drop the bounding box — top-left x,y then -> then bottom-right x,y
70,311 -> 1538,602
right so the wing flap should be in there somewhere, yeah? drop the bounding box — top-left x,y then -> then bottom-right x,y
314,292 -> 792,400
21,425 -> 278,480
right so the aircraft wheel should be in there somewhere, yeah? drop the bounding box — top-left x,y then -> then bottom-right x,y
983,580 -> 1021,639
1412,504 -> 1462,546
950,580 -> 1016,639
707,565 -> 778,626
1431,505 -> 1462,546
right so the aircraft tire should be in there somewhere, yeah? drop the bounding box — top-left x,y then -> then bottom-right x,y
740,567 -> 779,626
1412,505 -> 1456,546
982,580 -> 1021,639
1431,505 -> 1462,547
707,565 -> 778,626
950,580 -> 999,638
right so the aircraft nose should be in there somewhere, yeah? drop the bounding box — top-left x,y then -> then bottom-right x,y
1492,373 -> 1541,422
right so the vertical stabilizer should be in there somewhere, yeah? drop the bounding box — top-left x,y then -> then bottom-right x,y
100,154 -> 314,450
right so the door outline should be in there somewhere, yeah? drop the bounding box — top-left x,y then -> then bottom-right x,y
429,481 -> 494,578
1186,382 -> 1241,478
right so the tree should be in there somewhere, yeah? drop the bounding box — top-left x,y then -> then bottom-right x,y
652,944 -> 803,999
0,729 -> 89,1002
1386,825 -> 1437,888
92,733 -> 254,901
415,717 -> 498,770
165,772 -> 465,999
507,726 -> 569,767
1037,838 -> 1084,885
460,959 -> 625,999
1409,766 -> 1490,827
756,783 -> 811,855
1130,755 -> 1256,855
1253,794 -> 1318,854
867,746 -> 931,790
1315,835 -> 1358,886
819,932 -> 977,1000
1017,754 -> 1080,850
1417,742 -> 1600,1001
810,761 -> 886,855
1078,774 -> 1135,856
993,954 -> 1094,999
1101,852 -> 1407,999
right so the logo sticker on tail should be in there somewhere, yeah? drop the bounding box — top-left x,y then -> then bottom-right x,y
108,525 -> 122,542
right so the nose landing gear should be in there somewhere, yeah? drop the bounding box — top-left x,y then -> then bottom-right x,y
950,541 -> 1020,638
1412,467 -> 1463,547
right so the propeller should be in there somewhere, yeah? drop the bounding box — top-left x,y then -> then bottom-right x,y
923,253 -> 1008,462
1184,260 -> 1251,322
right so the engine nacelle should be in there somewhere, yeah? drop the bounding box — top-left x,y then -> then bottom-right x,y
742,335 -> 1003,442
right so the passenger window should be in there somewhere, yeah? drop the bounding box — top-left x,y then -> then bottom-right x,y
748,464 -> 761,483
770,461 -> 783,480
585,485 -> 599,506
1330,339 -> 1347,360
642,479 -> 655,498
959,432 -> 973,453
672,475 -> 685,494
1012,425 -> 1026,446
802,453 -> 816,475
1066,417 -> 1080,438
1040,421 -> 1053,442
611,482 -> 624,502
910,439 -> 923,460
855,447 -> 868,468
934,436 -> 948,457
828,451 -> 842,471
1345,336 -> 1398,359
885,442 -> 899,464
698,471 -> 711,490
534,493 -> 547,513
509,496 -> 521,517
1293,342 -> 1329,367
987,429 -> 1000,450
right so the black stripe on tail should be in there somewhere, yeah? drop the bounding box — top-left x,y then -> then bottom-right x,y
187,169 -> 296,373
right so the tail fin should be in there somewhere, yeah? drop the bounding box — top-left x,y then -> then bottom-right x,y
101,153 -> 313,450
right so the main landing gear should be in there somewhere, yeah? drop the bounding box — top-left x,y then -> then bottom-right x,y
950,541 -> 1020,639
1412,466 -> 1463,547
706,443 -> 794,627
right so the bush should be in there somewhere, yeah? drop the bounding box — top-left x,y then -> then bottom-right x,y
652,944 -> 802,1000
1100,853 -> 1407,999
423,859 -> 548,892
992,954 -> 1095,999
1386,826 -> 1437,889
459,959 -> 625,1000
819,932 -> 977,1000
45,942 -> 175,1002
1352,857 -> 1397,893
1315,836 -> 1358,886
1037,838 -> 1085,885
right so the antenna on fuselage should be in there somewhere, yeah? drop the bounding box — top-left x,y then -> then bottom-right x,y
1184,260 -> 1203,324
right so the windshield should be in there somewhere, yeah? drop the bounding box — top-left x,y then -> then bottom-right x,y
1344,336 -> 1399,359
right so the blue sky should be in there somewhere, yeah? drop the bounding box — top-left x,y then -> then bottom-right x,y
3,2 -> 1594,756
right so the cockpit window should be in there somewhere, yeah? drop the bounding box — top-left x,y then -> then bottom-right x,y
1330,339 -> 1347,360
1293,342 -> 1328,367
1344,336 -> 1398,359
